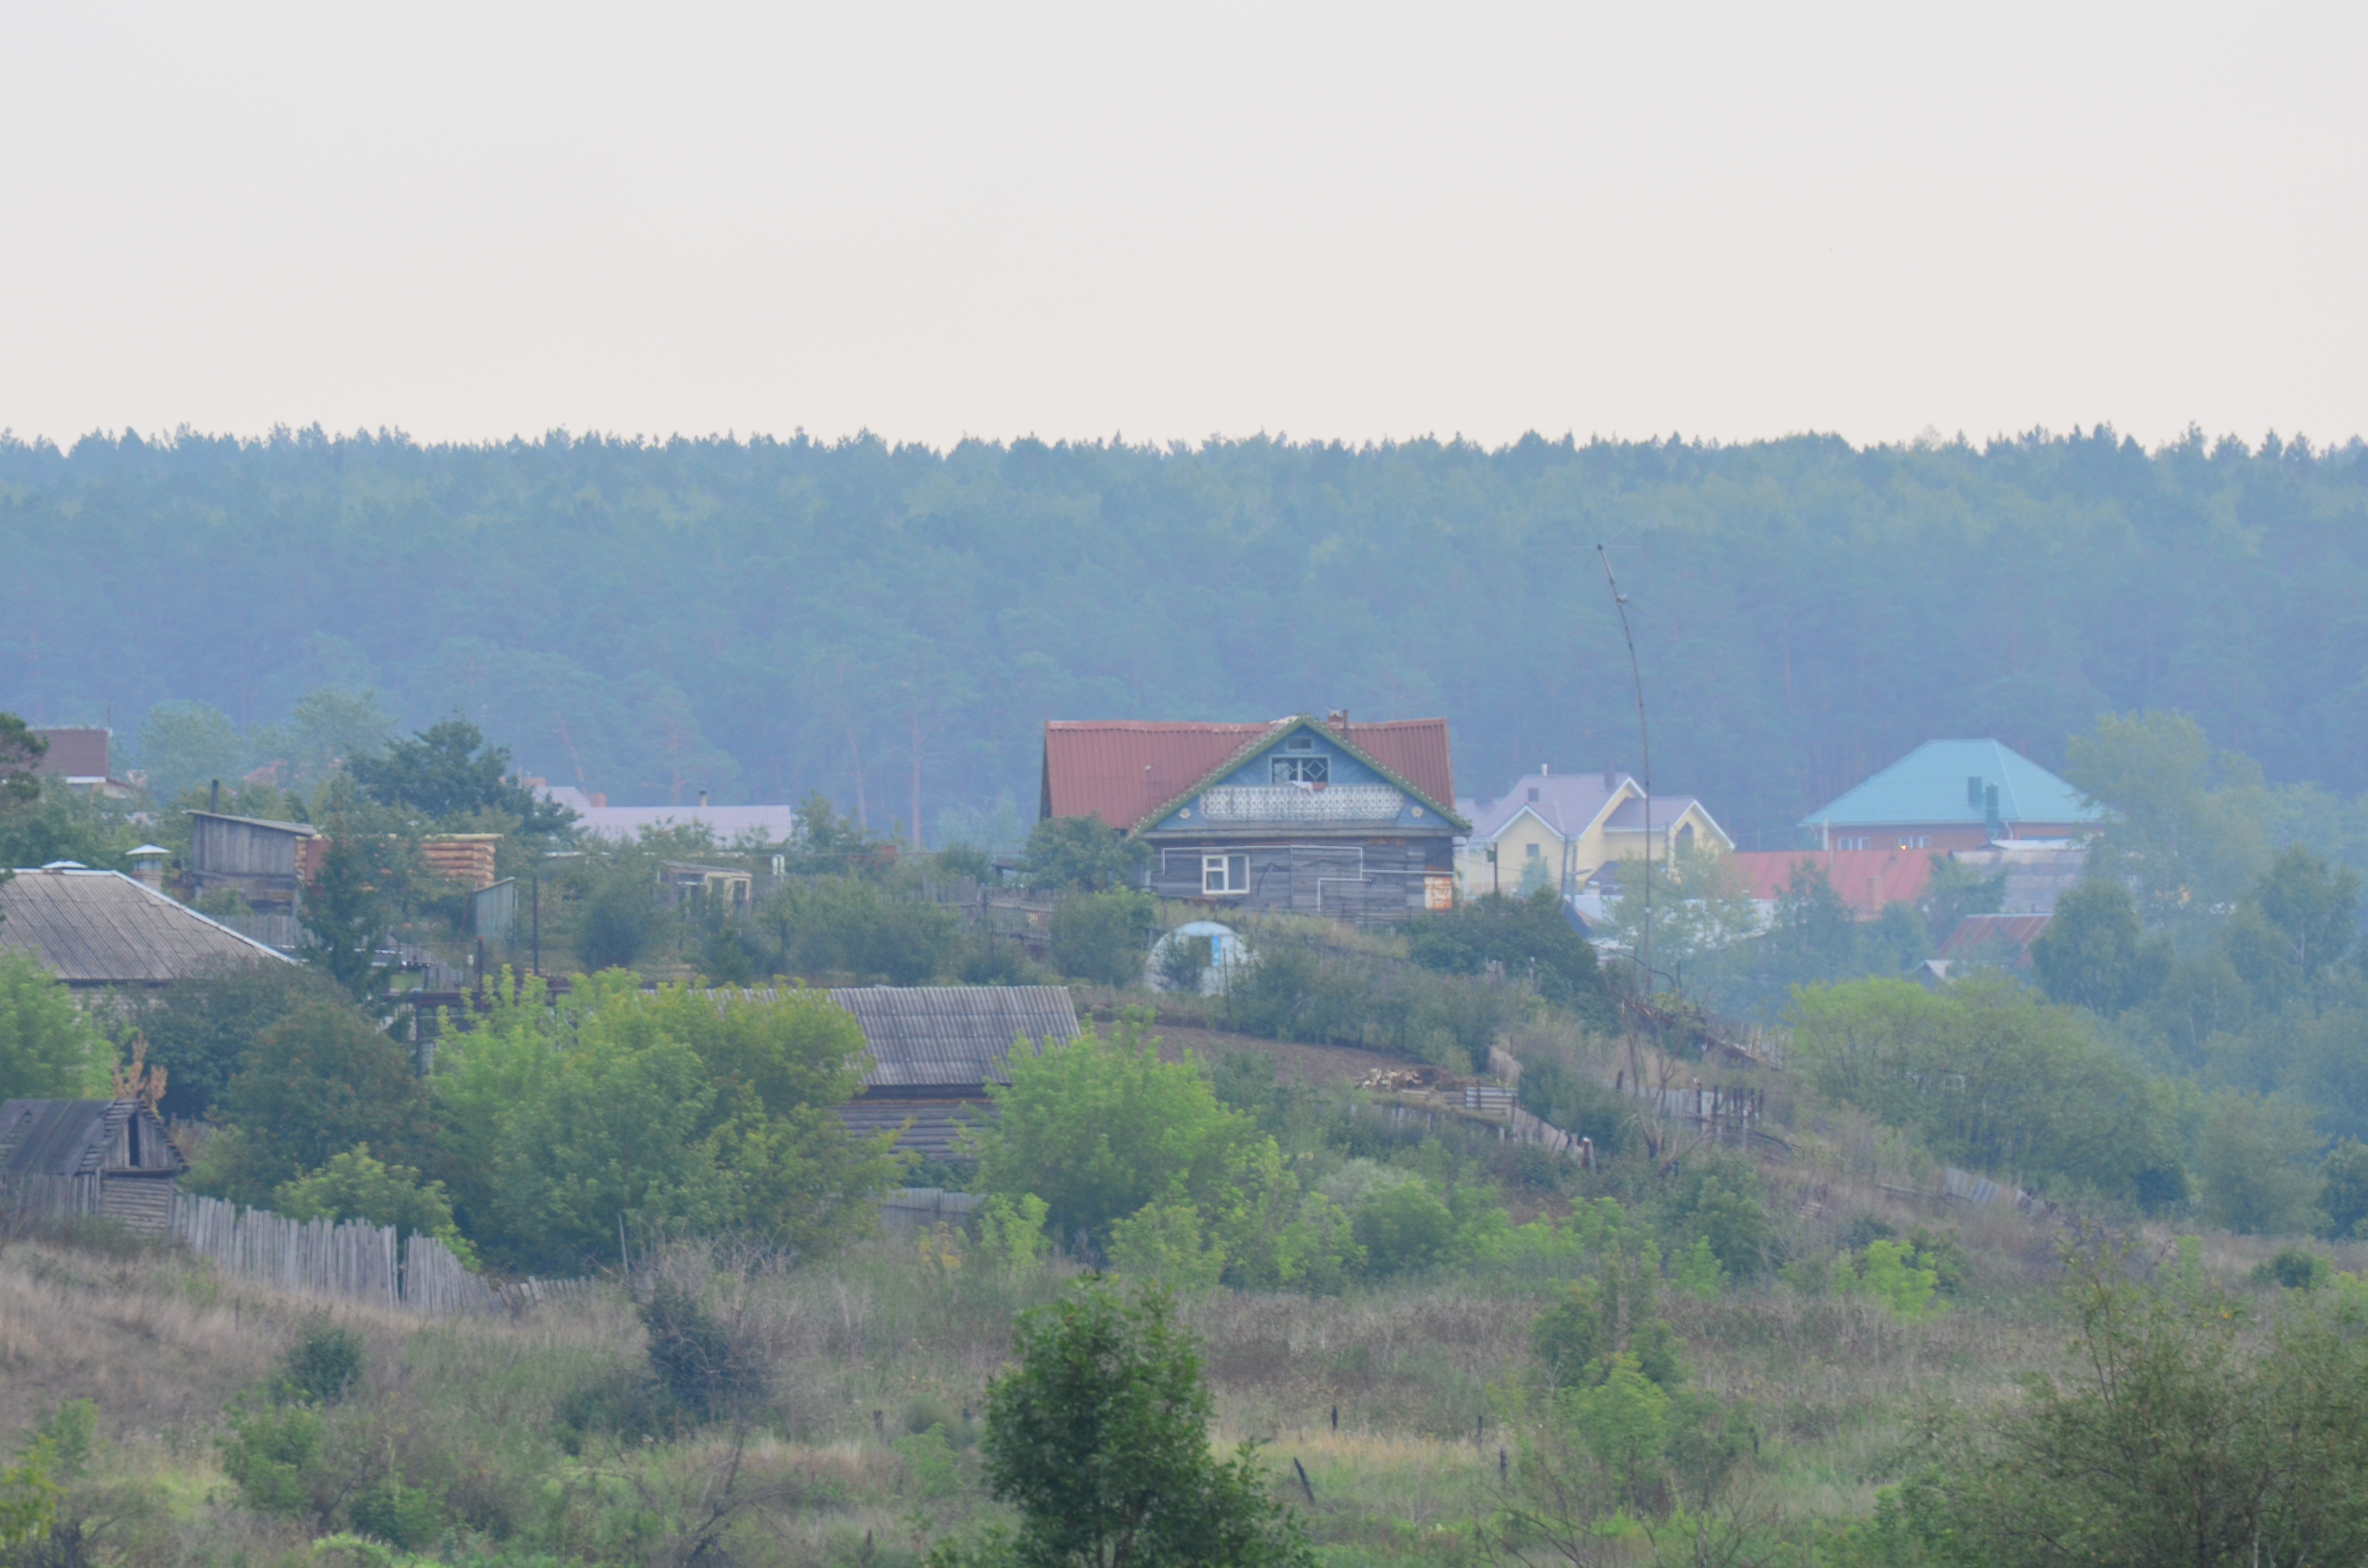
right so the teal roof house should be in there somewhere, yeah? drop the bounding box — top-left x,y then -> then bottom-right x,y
1801,740 -> 2101,852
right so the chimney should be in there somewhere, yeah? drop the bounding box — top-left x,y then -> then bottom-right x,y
1602,767 -> 1615,792
1967,775 -> 1983,807
209,779 -> 220,812
1541,763 -> 1549,777
698,789 -> 709,808
1326,709 -> 1348,732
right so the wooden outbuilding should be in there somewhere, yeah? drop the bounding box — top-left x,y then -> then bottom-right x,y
0,1098 -> 186,1232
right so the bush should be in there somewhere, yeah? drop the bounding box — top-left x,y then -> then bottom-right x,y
1048,890 -> 1158,985
1407,890 -> 1614,1028
1516,1057 -> 1636,1155
1350,1181 -> 1455,1277
349,1476 -> 444,1551
2251,1248 -> 2331,1291
640,1277 -> 766,1425
280,1320 -> 367,1405
0,950 -> 108,1102
554,1366 -> 675,1455
218,1400 -> 327,1518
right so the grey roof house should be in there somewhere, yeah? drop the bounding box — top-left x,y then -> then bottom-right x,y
715,984 -> 1083,1160
1,865 -> 296,987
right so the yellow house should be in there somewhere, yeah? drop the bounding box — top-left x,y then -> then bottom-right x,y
1455,767 -> 1732,898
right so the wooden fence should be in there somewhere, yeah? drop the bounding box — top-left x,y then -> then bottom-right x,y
0,1176 -> 106,1222
167,1193 -> 587,1316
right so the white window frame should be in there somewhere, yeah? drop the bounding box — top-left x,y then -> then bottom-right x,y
1203,853 -> 1249,895
1270,755 -> 1329,785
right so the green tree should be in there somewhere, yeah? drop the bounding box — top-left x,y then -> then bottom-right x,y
272,1144 -> 473,1262
136,700 -> 246,805
0,950 -> 108,1100
1022,815 -> 1149,893
1887,1241 -> 2368,1566
973,1014 -> 1288,1262
348,716 -> 573,833
772,873 -> 960,982
202,999 -> 434,1202
2318,1139 -> 2368,1238
2248,845 -> 2358,983
0,713 -> 45,814
1048,889 -> 1158,985
2032,878 -> 2170,1013
2065,710 -> 2269,940
973,1279 -> 1312,1568
1407,888 -> 1614,1026
1789,974 -> 2179,1201
1919,852 -> 2005,946
129,956 -> 341,1118
2195,1092 -> 2322,1235
244,686 -> 394,790
299,826 -> 392,997
1349,1180 -> 1456,1277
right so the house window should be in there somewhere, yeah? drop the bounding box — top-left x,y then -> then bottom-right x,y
1203,854 -> 1248,895
1836,835 -> 1870,851
1527,786 -> 1540,802
1270,755 -> 1329,785
1525,842 -> 1541,859
1899,834 -> 1931,849
1286,735 -> 1314,751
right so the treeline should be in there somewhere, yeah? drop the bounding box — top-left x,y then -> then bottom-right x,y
5,426 -> 2368,845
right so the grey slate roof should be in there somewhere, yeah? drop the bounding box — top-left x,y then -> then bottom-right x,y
0,1100 -> 112,1177
0,1098 -> 187,1177
0,868 -> 294,984
709,985 -> 1082,1091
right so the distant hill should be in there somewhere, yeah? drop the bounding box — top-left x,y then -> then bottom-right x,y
3,426 -> 2362,846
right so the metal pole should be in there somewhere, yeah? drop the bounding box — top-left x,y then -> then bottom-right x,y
531,874 -> 541,977
1596,544 -> 1651,995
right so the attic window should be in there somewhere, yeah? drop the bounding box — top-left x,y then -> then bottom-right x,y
1286,735 -> 1314,751
1527,787 -> 1540,802
1271,755 -> 1328,785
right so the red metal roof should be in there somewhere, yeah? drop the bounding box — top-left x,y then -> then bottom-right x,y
1727,847 -> 1938,919
1041,717 -> 1457,832
1937,913 -> 2051,965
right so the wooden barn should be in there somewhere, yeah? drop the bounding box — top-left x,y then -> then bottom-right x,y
0,1098 -> 187,1232
826,986 -> 1082,1161
187,811 -> 319,923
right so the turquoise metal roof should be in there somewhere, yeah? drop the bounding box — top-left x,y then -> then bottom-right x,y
1799,740 -> 2101,830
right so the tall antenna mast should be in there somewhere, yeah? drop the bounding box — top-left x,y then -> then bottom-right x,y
1596,544 -> 1651,995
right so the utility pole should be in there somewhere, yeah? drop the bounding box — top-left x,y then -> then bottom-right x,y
1597,544 -> 1651,996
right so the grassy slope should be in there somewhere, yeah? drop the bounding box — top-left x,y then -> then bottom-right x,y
12,1156 -> 2365,1568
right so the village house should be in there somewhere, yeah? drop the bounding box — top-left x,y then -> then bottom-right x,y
1454,767 -> 1731,899
0,864 -> 297,987
1038,712 -> 1464,923
28,727 -> 136,795
1799,738 -> 2100,852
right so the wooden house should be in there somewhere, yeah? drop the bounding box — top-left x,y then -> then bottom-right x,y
699,985 -> 1083,1161
1455,767 -> 1733,898
1039,713 -> 1467,923
0,865 -> 296,987
0,1098 -> 186,1232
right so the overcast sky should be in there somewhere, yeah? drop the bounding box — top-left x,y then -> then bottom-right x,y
3,2 -> 2362,452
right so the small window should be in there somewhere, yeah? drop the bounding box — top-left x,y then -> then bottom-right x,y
1286,735 -> 1314,751
1527,786 -> 1540,802
1836,835 -> 1870,851
1203,854 -> 1249,894
1899,834 -> 1931,850
1270,755 -> 1328,784
1525,842 -> 1541,859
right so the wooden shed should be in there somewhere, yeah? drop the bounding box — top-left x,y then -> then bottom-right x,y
830,985 -> 1082,1160
0,1098 -> 187,1232
188,811 -> 319,920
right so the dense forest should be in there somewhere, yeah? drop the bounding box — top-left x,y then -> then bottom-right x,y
3,425 -> 2365,846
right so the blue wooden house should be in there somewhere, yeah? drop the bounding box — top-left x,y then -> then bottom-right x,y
1040,712 -> 1467,923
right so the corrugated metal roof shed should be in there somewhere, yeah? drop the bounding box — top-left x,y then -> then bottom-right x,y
1801,740 -> 2101,830
1728,848 -> 1938,918
1042,717 -> 1456,832
0,868 -> 295,984
710,984 -> 1081,1091
31,729 -> 110,779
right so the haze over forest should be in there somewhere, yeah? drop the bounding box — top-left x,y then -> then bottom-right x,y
5,423 -> 2364,846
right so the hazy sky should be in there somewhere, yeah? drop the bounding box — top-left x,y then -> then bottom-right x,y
3,3 -> 2362,452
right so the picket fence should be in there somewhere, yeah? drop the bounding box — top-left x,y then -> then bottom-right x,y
0,1175 -> 108,1221
168,1193 -> 589,1317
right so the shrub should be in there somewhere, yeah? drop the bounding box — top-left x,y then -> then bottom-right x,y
280,1320 -> 366,1405
219,1399 -> 327,1518
0,950 -> 108,1102
1350,1181 -> 1455,1277
2252,1248 -> 2331,1291
349,1476 -> 444,1551
554,1367 -> 675,1455
640,1277 -> 766,1425
1048,890 -> 1158,985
